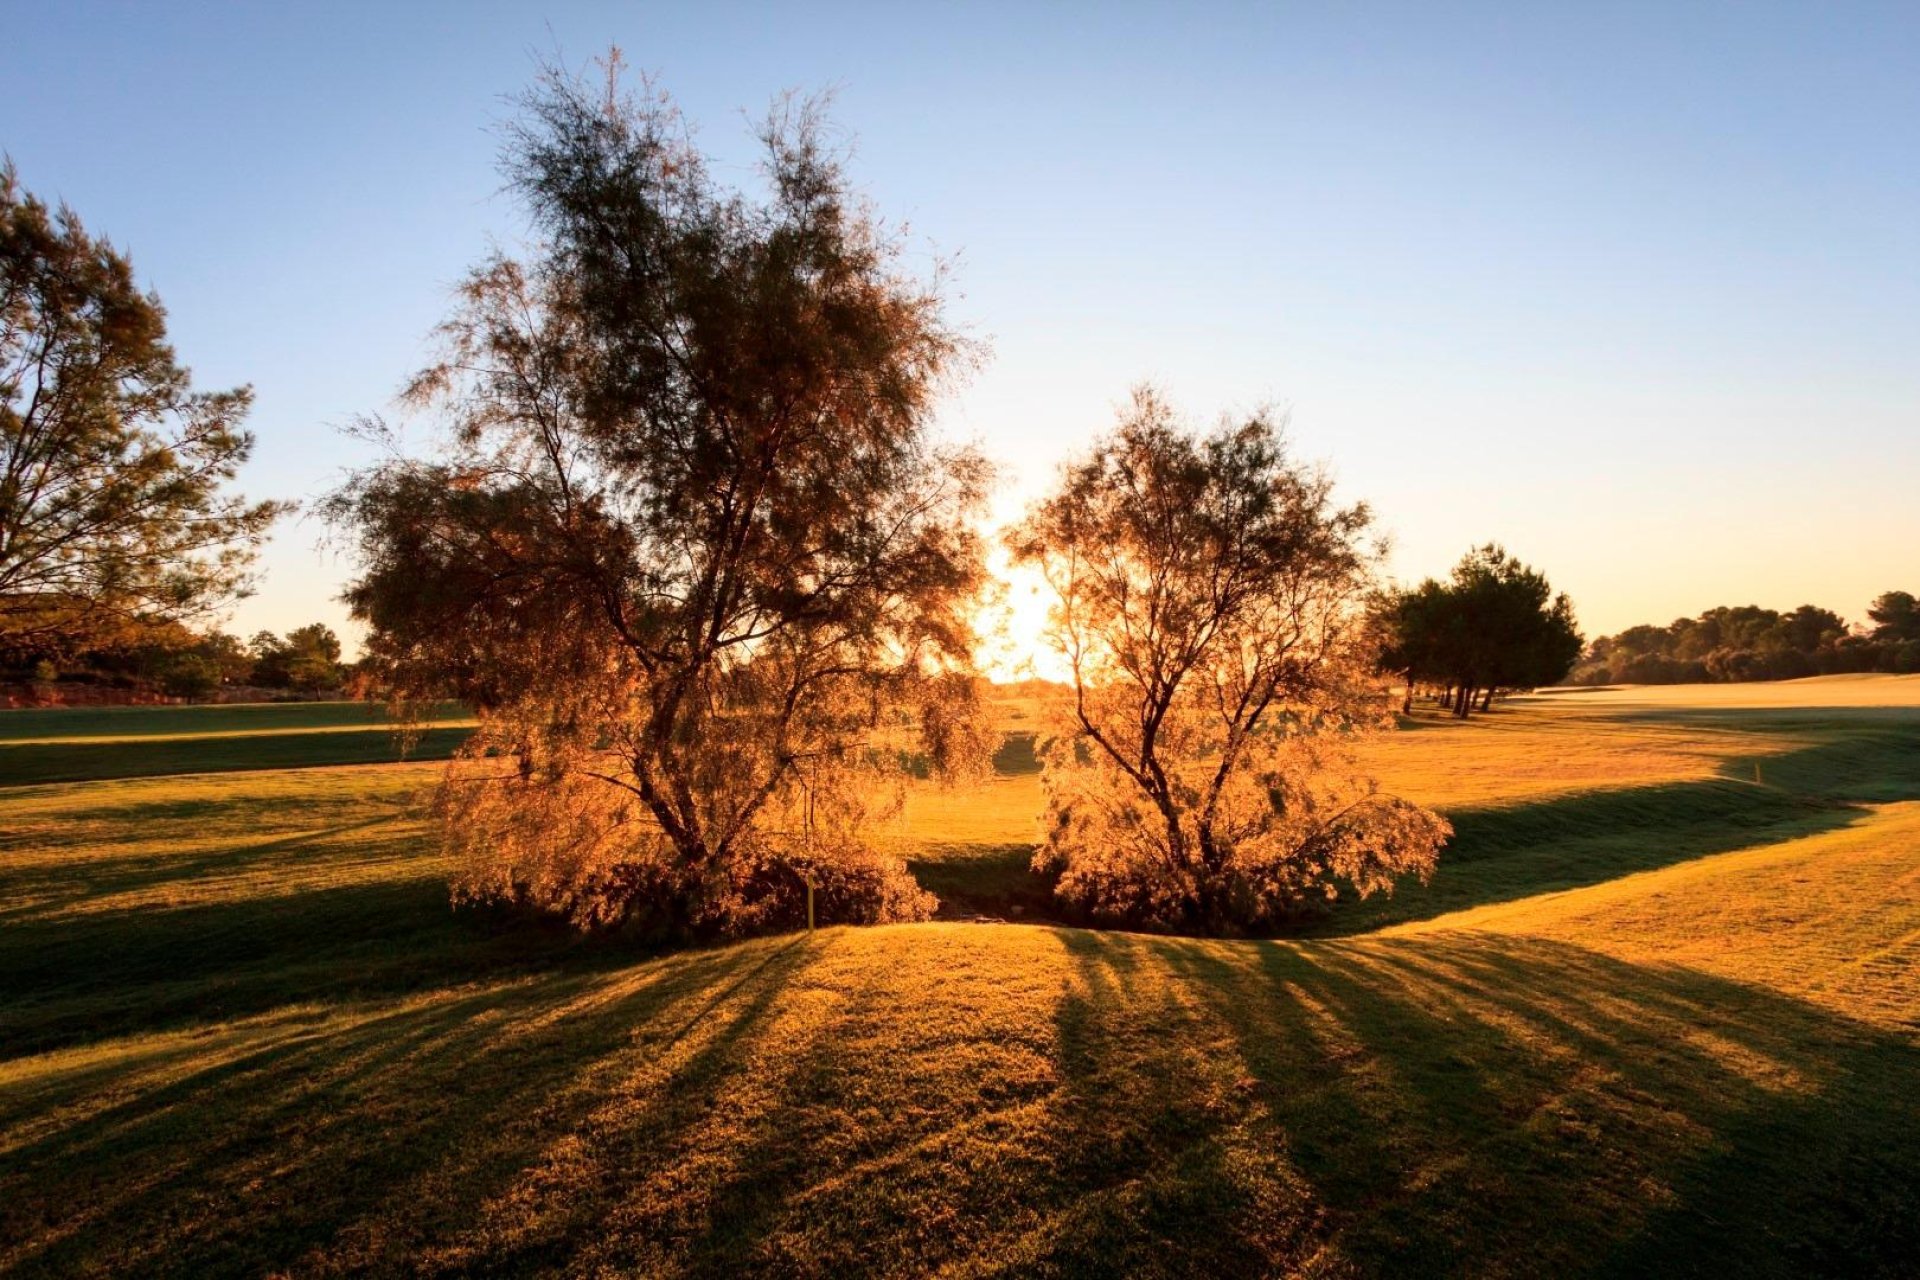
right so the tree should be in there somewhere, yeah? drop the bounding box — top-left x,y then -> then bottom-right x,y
1869,591 -> 1919,643
1384,545 -> 1581,718
0,162 -> 286,656
1372,579 -> 1447,715
1413,545 -> 1574,717
251,623 -> 344,692
1573,592 -> 1915,685
327,60 -> 991,938
1009,389 -> 1448,935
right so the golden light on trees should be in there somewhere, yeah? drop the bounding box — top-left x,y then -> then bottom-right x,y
328,58 -> 993,938
1011,388 -> 1450,934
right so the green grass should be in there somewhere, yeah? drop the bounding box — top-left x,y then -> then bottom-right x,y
0,700 -> 473,786
0,700 -> 466,741
2,683 -> 1918,1276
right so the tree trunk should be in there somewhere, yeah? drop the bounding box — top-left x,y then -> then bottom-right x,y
1402,673 -> 1415,716
1479,686 -> 1495,712
1455,683 -> 1473,719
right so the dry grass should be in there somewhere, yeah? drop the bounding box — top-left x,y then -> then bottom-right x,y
2,679 -> 1918,1276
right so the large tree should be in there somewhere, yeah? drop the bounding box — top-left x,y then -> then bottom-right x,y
329,62 -> 991,937
0,163 -> 286,656
1010,389 -> 1448,934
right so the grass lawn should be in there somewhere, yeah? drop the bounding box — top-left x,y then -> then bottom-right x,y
2,679 -> 1917,1276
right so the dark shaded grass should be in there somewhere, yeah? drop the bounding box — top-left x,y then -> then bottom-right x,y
0,725 -> 473,787
0,871 -> 612,1060
0,701 -> 463,741
1318,714 -> 1920,935
907,842 -> 1055,920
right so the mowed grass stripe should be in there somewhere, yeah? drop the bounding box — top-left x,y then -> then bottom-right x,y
0,725 -> 473,787
0,701 -> 467,742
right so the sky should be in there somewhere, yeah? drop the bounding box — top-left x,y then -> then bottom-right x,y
5,2 -> 1917,669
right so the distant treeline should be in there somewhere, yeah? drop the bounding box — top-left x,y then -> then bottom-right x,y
1570,591 -> 1920,685
4,621 -> 350,701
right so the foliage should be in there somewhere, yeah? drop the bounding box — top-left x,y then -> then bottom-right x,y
4,618 -> 346,698
327,60 -> 989,937
1573,594 -> 1920,684
1867,591 -> 1919,643
1375,544 -> 1583,717
0,162 -> 287,655
249,623 -> 345,692
1010,389 -> 1448,934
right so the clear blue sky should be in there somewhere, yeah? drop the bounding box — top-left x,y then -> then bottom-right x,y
6,2 -> 1917,656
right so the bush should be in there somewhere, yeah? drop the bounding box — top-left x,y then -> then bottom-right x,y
443,743 -> 936,941
158,655 -> 221,699
1034,729 -> 1449,935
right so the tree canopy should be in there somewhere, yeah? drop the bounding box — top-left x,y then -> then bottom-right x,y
1868,592 -> 1919,644
1010,389 -> 1448,934
328,61 -> 991,938
1374,545 -> 1582,718
0,162 -> 286,658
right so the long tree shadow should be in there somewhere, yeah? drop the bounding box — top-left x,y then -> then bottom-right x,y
1,936 -> 814,1278
0,866 -> 627,1059
1063,928 -> 1920,1278
5,923 -> 1916,1277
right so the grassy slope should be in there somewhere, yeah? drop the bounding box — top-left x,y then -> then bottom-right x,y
2,682 -> 1918,1276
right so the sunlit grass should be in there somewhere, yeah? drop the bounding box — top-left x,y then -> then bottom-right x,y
2,678 -> 1917,1274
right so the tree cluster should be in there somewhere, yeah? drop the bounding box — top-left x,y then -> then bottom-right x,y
1373,545 -> 1583,718
1570,591 -> 1920,685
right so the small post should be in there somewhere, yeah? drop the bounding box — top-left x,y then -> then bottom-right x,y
803,775 -> 815,933
1754,762 -> 1763,785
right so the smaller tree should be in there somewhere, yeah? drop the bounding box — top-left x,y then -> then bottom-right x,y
248,630 -> 293,688
1372,580 -> 1447,715
158,653 -> 222,699
1012,389 -> 1448,935
281,623 -> 343,692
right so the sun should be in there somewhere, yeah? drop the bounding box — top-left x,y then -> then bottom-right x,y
973,553 -> 1069,684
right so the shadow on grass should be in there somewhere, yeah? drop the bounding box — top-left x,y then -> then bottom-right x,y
1061,928 -> 1920,1278
0,725 -> 473,787
0,859 -> 624,1059
0,935 -> 814,1279
5,925 -> 1914,1277
1320,718 -> 1920,936
907,841 -> 1051,921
